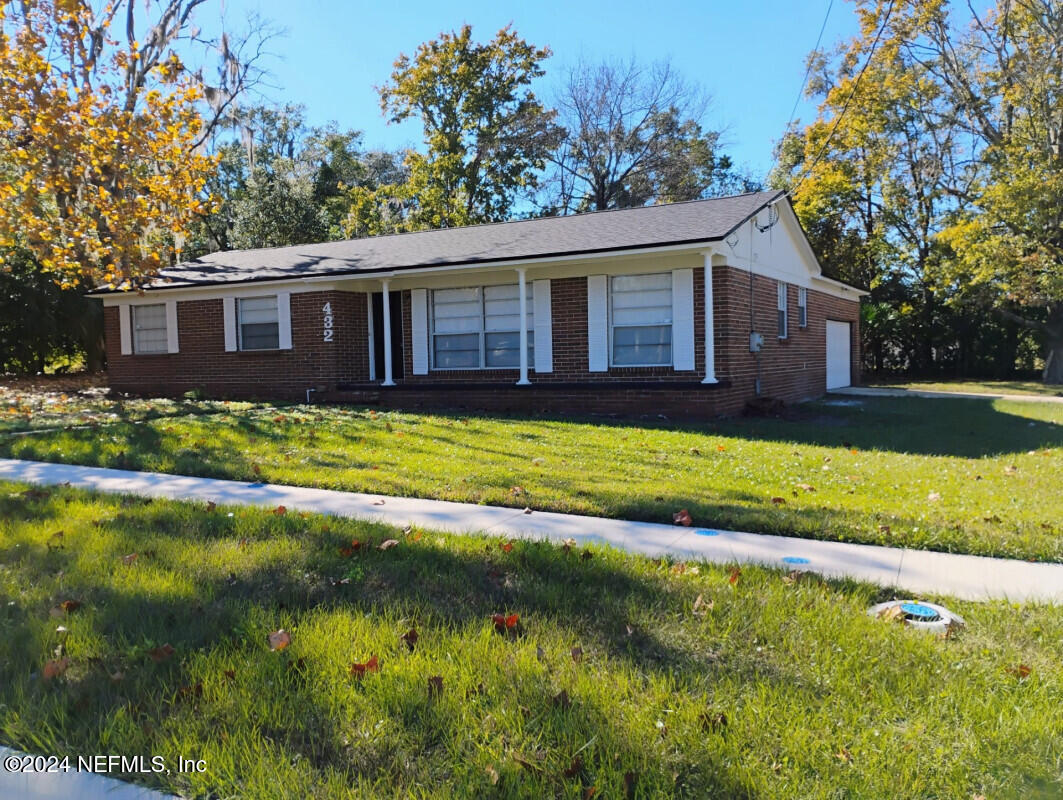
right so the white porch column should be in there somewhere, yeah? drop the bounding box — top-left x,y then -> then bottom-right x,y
381,279 -> 395,387
702,252 -> 718,384
516,267 -> 531,385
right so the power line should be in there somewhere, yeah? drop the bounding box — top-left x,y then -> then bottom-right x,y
789,0 -> 896,197
785,0 -> 835,133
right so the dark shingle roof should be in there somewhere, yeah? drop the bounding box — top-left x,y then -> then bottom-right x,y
144,190 -> 785,288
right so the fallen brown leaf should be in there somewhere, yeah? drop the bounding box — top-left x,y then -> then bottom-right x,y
624,771 -> 638,798
427,675 -> 444,697
877,605 -> 906,623
268,630 -> 291,651
672,508 -> 693,526
42,657 -> 70,681
552,689 -> 571,709
148,643 -> 175,662
1008,663 -> 1032,679
699,710 -> 727,731
692,594 -> 714,615
350,655 -> 379,678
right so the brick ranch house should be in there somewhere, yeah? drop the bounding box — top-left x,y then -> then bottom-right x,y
91,190 -> 866,417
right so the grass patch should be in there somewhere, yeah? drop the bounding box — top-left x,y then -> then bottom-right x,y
0,482 -> 1060,798
0,382 -> 263,434
2,396 -> 1061,562
865,378 -> 1063,398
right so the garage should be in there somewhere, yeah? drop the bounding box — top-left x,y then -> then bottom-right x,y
826,320 -> 851,390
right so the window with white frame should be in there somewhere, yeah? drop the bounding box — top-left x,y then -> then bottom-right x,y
431,284 -> 533,369
798,287 -> 808,328
777,282 -> 788,339
132,304 -> 168,354
238,295 -> 280,350
610,273 -> 672,366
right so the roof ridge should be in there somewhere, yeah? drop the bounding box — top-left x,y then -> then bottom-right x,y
181,189 -> 784,262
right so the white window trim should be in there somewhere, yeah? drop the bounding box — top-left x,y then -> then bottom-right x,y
429,285 -> 533,371
778,282 -> 789,340
608,272 -> 674,368
237,295 -> 282,352
132,303 -> 169,355
798,286 -> 808,328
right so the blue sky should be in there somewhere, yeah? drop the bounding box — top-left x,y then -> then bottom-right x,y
218,0 -> 858,179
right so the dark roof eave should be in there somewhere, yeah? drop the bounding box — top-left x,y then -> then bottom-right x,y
86,233 -> 734,296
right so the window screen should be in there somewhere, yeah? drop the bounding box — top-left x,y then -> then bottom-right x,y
133,304 -> 167,354
610,273 -> 672,366
798,287 -> 808,328
238,296 -> 280,350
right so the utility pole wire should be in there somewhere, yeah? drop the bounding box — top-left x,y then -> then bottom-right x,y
785,0 -> 835,133
789,0 -> 897,197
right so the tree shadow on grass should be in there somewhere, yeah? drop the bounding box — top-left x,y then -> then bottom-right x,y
375,394 -> 1062,459
0,493 -> 782,798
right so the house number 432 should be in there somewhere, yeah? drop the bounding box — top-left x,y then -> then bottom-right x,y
322,302 -> 334,342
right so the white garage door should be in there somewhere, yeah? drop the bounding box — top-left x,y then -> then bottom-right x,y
825,320 -> 851,390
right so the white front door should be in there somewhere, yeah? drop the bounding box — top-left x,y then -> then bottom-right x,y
825,320 -> 851,390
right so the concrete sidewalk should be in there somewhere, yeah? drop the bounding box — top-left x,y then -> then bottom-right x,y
833,386 -> 1063,404
1,458 -> 1061,604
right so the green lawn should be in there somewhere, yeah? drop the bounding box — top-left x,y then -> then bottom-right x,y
2,395 -> 1061,562
865,378 -> 1063,397
0,483 -> 1060,799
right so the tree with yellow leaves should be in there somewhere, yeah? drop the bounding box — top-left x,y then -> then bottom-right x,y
0,0 -> 273,289
777,0 -> 1063,383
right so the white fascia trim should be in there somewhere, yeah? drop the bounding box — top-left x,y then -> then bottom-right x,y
772,201 -> 869,299
811,274 -> 870,297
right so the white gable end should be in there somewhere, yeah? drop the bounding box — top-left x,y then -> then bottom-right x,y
721,202 -> 864,300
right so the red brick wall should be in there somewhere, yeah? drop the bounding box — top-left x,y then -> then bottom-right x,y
714,266 -> 861,405
103,269 -> 861,416
397,273 -> 707,385
105,290 -> 370,400
388,269 -> 858,415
